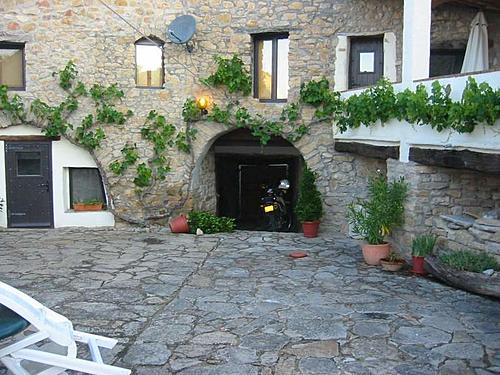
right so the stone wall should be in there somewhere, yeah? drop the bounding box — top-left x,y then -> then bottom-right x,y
1,0 -> 496,228
387,159 -> 500,260
323,148 -> 387,233
0,0 -> 404,226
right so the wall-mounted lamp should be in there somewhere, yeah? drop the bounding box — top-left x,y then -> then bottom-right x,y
196,95 -> 210,115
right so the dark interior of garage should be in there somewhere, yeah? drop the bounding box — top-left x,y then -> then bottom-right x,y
213,129 -> 303,231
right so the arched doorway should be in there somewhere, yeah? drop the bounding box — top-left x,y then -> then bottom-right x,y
211,128 -> 303,231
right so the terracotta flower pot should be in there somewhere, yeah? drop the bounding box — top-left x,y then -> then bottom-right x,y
380,258 -> 405,272
169,215 -> 190,233
302,221 -> 320,238
361,243 -> 391,265
412,256 -> 426,275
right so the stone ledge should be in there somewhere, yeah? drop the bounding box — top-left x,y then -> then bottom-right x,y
440,214 -> 475,229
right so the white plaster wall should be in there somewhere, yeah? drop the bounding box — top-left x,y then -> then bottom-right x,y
335,70 -> 500,160
402,0 -> 431,83
0,125 -> 114,228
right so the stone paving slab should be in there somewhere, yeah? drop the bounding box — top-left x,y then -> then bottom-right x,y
0,228 -> 499,374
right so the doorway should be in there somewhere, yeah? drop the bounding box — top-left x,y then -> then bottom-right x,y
212,129 -> 302,231
5,142 -> 53,228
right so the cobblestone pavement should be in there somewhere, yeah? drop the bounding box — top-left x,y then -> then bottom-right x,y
0,229 -> 499,375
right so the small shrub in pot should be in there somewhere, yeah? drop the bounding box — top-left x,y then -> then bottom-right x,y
347,174 -> 408,265
295,166 -> 323,237
411,234 -> 437,274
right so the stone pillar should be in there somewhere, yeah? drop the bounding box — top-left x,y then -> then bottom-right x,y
387,159 -> 429,255
402,0 -> 431,85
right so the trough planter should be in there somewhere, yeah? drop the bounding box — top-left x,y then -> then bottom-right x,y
73,203 -> 103,212
426,256 -> 500,298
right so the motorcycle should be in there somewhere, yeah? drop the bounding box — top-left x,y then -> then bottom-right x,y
260,179 -> 292,232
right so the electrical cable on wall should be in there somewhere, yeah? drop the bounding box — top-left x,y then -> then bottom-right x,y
97,0 -> 200,79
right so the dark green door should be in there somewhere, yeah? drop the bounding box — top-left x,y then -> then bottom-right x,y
5,142 -> 53,228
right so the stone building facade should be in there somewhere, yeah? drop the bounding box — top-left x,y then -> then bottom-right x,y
388,160 -> 500,261
0,0 -> 499,257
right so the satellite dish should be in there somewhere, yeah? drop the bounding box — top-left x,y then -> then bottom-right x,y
167,15 -> 196,52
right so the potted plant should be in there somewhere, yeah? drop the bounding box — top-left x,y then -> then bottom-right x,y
347,174 -> 408,265
295,166 -> 323,238
411,234 -> 437,275
380,251 -> 406,272
73,199 -> 104,212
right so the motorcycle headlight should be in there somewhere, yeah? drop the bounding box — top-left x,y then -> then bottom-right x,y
278,179 -> 290,190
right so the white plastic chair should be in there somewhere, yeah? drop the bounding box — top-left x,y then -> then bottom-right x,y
0,281 -> 131,375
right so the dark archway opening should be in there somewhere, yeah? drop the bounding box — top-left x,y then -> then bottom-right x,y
213,128 -> 303,231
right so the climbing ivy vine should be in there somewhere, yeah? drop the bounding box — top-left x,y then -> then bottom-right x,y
1,62 -> 148,192
109,110 -> 196,192
194,55 -> 500,144
0,61 -> 195,193
200,55 -> 252,95
1,61 -> 132,149
186,55 -> 310,145
2,56 -> 499,224
298,76 -> 500,134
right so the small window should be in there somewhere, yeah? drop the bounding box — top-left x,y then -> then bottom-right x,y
349,36 -> 384,89
17,152 -> 41,176
69,168 -> 106,209
0,42 -> 25,91
135,37 -> 164,88
253,33 -> 289,102
430,49 -> 465,77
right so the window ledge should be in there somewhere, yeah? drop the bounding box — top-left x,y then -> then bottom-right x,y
5,87 -> 26,92
256,99 -> 288,104
135,86 -> 165,90
415,68 -> 500,82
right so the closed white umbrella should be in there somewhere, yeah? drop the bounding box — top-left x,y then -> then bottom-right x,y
461,11 -> 489,73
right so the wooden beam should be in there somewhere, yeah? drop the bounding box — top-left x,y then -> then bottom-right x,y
334,142 -> 399,160
0,135 -> 60,141
457,0 -> 500,11
409,147 -> 500,174
432,0 -> 452,8
433,0 -> 500,11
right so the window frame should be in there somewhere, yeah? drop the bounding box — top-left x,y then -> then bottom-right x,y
0,41 -> 26,91
134,36 -> 165,89
253,32 -> 289,103
348,35 -> 384,90
68,167 -> 107,210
